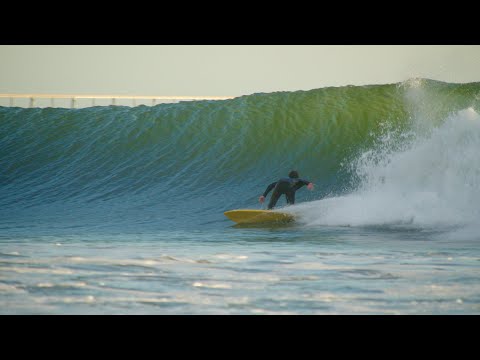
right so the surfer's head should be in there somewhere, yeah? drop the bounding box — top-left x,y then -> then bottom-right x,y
288,170 -> 299,178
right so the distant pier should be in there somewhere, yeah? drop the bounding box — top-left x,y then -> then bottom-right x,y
0,94 -> 236,108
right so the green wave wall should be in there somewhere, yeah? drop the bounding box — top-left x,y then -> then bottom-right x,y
1,79 -> 479,217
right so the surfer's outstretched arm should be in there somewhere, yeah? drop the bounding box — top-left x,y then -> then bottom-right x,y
301,179 -> 314,190
259,182 -> 277,203
292,179 -> 314,191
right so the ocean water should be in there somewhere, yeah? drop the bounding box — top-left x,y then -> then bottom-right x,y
1,78 -> 479,314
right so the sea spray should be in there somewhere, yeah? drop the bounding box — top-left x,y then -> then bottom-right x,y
292,107 -> 480,230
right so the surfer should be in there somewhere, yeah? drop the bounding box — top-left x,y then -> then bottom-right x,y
259,170 -> 314,209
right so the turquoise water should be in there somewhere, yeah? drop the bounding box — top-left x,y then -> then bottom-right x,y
1,78 -> 480,314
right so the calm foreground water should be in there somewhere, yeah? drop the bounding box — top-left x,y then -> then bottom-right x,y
1,224 -> 479,314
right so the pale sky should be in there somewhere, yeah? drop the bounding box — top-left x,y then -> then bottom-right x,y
0,45 -> 479,97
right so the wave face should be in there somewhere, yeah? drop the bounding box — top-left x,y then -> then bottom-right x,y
1,79 -> 479,231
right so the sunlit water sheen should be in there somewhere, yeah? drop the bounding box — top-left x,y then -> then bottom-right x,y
1,226 -> 479,314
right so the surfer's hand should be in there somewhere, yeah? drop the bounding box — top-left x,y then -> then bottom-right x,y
307,183 -> 314,190
259,196 -> 265,203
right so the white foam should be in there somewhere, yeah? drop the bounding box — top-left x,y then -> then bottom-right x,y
192,282 -> 232,289
293,108 -> 480,231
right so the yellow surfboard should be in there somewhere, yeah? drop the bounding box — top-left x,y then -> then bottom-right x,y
224,209 -> 295,224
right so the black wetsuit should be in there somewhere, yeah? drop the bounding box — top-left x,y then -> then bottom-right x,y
263,177 -> 310,210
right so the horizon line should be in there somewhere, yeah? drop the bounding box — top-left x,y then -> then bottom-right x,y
0,94 -> 236,100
